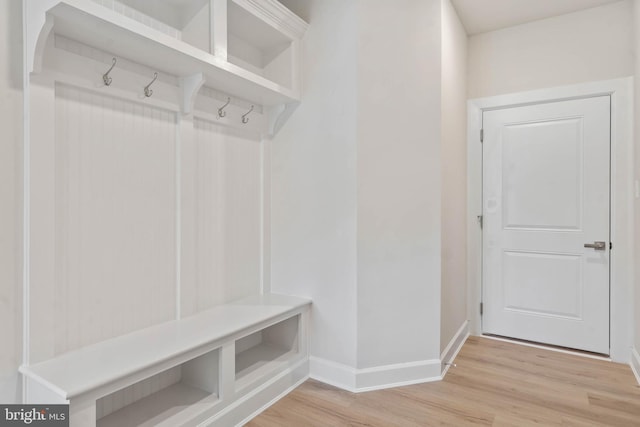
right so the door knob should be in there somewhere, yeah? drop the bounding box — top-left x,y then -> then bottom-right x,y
584,241 -> 606,250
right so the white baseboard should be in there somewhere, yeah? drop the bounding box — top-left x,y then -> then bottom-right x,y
309,356 -> 357,392
440,321 -> 469,377
310,356 -> 441,393
631,347 -> 640,386
355,359 -> 442,392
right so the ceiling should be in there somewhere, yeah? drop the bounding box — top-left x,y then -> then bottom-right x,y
450,0 -> 622,35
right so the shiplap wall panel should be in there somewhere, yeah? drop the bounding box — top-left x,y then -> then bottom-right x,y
30,77 -> 61,364
195,117 -> 225,312
181,119 -> 261,317
220,124 -> 261,303
53,84 -> 177,355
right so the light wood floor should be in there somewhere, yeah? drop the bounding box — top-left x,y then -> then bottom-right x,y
248,336 -> 640,426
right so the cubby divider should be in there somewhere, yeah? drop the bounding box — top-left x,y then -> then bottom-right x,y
235,315 -> 300,391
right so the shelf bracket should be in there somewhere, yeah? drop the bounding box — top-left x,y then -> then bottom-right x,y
180,73 -> 206,115
266,102 -> 300,137
25,1 -> 59,74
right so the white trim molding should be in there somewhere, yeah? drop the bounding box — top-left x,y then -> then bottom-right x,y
631,348 -> 640,386
441,321 -> 469,377
355,360 -> 442,392
310,323 -> 471,392
467,77 -> 634,363
309,357 -> 442,393
309,357 -> 357,392
232,0 -> 309,40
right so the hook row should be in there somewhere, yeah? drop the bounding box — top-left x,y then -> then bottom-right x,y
218,97 -> 254,124
102,58 -> 255,124
102,57 -> 159,98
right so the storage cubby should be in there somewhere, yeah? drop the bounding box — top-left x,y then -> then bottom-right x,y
235,315 -> 300,390
100,0 -> 213,52
92,0 -> 301,91
91,0 -> 181,39
227,0 -> 295,89
96,350 -> 220,427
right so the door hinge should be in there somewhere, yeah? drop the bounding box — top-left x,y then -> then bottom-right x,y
480,129 -> 484,143
480,302 -> 484,316
610,242 -> 613,250
477,215 -> 483,229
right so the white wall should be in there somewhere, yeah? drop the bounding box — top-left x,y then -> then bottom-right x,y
440,0 -> 467,353
270,0 -> 359,369
468,0 -> 634,99
356,0 -> 442,368
0,0 -> 23,404
273,0 -> 444,382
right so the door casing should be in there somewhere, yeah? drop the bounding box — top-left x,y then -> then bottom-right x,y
466,78 -> 634,363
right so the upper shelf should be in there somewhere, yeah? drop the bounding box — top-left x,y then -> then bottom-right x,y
26,0 -> 308,107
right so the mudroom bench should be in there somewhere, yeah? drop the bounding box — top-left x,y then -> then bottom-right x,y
20,294 -> 311,426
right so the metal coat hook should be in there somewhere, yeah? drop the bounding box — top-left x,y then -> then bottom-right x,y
103,57 -> 117,86
218,97 -> 231,118
144,72 -> 158,97
241,105 -> 254,124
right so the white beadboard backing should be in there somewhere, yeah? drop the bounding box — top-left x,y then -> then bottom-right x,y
27,37 -> 267,369
180,118 -> 262,317
96,366 -> 181,419
52,84 -> 177,356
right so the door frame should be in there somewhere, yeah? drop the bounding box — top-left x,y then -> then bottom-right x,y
466,77 -> 634,363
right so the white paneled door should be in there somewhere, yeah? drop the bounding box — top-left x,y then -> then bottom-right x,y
482,96 -> 610,354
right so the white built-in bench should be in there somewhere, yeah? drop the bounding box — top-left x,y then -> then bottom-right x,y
20,294 -> 311,427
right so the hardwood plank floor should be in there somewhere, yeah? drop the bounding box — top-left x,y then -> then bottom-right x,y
247,336 -> 640,426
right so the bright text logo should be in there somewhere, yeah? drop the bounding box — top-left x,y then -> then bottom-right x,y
0,405 -> 68,426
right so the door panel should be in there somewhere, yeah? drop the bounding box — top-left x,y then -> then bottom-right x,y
482,96 -> 610,354
502,251 -> 582,319
502,118 -> 583,230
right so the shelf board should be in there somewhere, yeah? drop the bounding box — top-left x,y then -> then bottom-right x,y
235,343 -> 298,391
228,0 -> 292,49
43,0 -> 299,106
20,293 -> 311,400
97,382 -> 217,427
